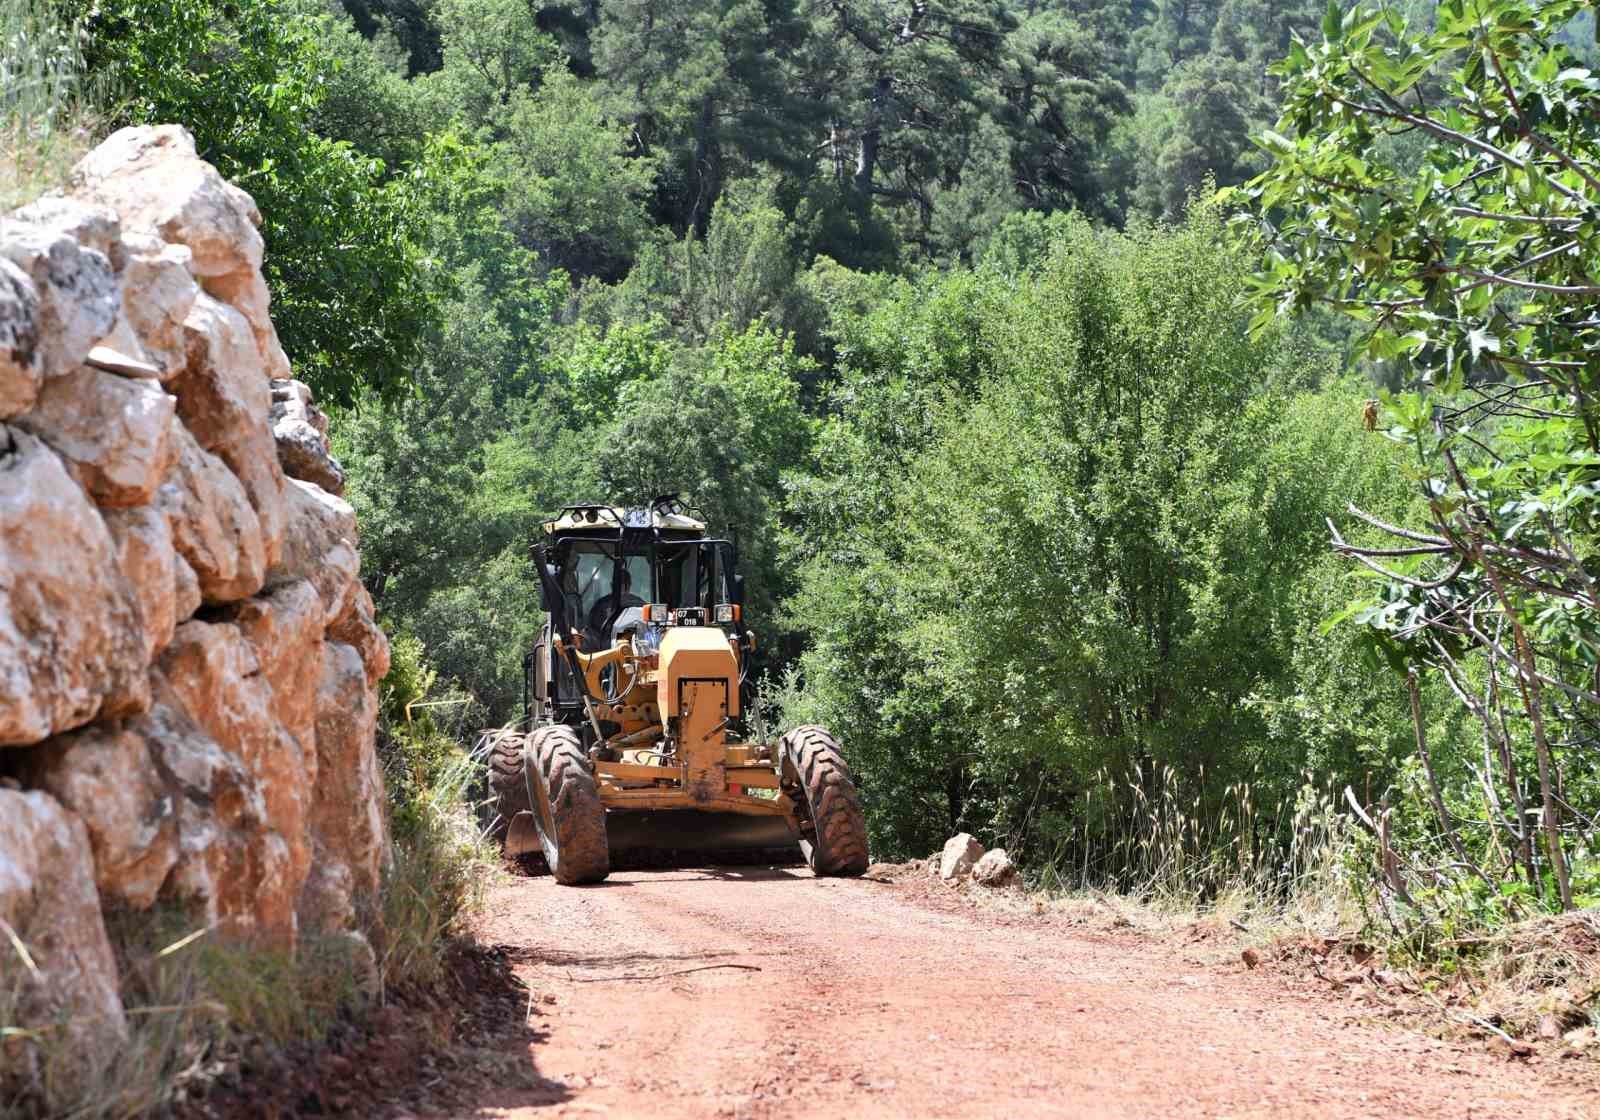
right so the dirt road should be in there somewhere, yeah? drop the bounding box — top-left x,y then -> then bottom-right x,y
447,866 -> 1596,1120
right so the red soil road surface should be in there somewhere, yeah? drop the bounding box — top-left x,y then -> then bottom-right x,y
452,866 -> 1597,1120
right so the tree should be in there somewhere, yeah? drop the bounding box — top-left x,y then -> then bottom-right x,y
806,0 -> 1018,227
500,69 -> 658,279
591,0 -> 822,235
1241,0 -> 1600,912
79,0 -> 437,403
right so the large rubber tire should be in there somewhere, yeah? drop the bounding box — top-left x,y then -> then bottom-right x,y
778,725 -> 868,877
526,725 -> 610,885
486,731 -> 531,842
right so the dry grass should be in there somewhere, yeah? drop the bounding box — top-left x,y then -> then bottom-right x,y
0,0 -> 100,211
1029,764 -> 1365,942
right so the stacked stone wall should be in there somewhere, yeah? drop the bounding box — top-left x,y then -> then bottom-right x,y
0,126 -> 390,1074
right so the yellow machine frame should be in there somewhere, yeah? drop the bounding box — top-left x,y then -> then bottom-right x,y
556,625 -> 795,829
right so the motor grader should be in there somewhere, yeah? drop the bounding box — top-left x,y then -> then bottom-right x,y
483,495 -> 868,885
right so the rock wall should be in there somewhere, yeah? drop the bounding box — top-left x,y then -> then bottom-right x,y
0,127 -> 390,1064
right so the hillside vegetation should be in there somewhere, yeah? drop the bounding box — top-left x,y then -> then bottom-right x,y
21,0 -> 1600,946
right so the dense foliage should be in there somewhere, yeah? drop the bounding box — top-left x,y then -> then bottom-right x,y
51,0 -> 1600,931
1243,0 -> 1600,920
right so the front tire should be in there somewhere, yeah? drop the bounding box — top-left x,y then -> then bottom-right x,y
526,725 -> 610,885
778,725 -> 868,876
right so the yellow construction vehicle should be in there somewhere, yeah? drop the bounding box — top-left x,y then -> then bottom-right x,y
484,496 -> 868,885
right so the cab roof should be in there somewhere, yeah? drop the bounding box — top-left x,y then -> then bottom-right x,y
543,500 -> 706,536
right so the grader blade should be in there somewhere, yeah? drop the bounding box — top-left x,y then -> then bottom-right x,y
605,810 -> 801,866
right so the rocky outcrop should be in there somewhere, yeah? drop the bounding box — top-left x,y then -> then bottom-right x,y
0,126 -> 391,1091
939,833 -> 986,882
15,364 -> 176,506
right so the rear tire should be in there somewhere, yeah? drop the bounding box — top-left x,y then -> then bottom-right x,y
486,730 -> 531,842
778,725 -> 868,876
527,725 -> 610,885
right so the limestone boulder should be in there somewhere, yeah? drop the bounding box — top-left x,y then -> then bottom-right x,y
17,722 -> 178,909
311,641 -> 387,902
70,125 -> 263,280
207,263 -> 292,381
0,790 -> 126,1083
226,579 -> 325,773
971,848 -> 1019,888
154,423 -> 266,605
14,366 -> 176,507
271,478 -> 360,624
173,551 -> 202,621
158,621 -> 310,935
102,505 -> 180,660
269,379 -> 344,495
9,196 -> 124,268
0,257 -> 41,417
136,683 -> 274,933
174,293 -> 284,564
0,214 -> 119,380
117,233 -> 198,379
299,855 -> 356,932
939,833 -> 986,882
0,427 -> 148,746
329,584 -> 390,688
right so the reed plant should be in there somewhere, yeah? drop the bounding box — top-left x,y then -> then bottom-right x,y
1,0 -> 100,210
1031,762 -> 1362,933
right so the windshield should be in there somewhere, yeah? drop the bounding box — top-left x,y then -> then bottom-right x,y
561,543 -> 651,646
557,538 -> 738,640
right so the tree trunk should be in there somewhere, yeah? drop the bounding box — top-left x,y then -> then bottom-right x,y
854,75 -> 889,201
687,96 -> 718,236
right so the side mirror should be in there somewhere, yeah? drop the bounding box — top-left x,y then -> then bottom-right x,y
732,573 -> 745,606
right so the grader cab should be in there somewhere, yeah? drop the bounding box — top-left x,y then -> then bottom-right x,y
484,496 -> 868,885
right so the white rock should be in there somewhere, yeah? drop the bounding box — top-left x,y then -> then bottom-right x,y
206,265 -> 292,381
140,679 -> 273,932
0,257 -> 41,417
103,504 -> 181,660
311,641 -> 388,901
174,293 -> 285,564
159,621 -> 309,938
18,721 -> 178,910
0,789 -> 127,1095
328,583 -> 390,688
173,550 -> 202,621
972,848 -> 1018,888
9,196 -> 123,267
0,217 -> 119,379
13,366 -> 176,507
154,423 -> 267,605
117,232 -> 198,379
70,125 -> 264,279
269,378 -> 344,495
270,478 -> 360,623
0,427 -> 149,745
226,579 -> 325,780
939,832 -> 986,881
